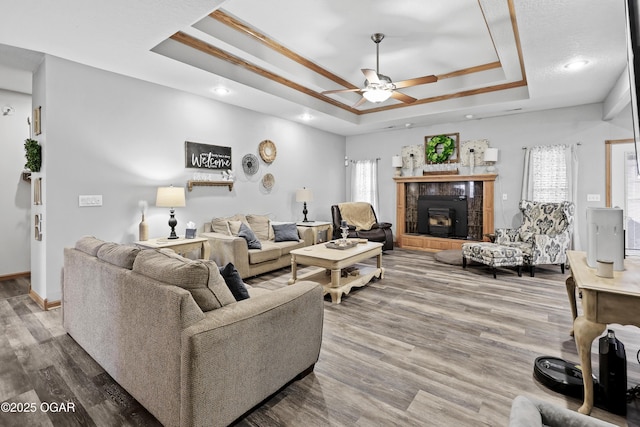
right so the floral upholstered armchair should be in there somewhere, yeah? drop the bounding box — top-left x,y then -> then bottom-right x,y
495,200 -> 574,277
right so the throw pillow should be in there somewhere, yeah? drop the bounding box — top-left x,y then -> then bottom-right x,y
247,214 -> 272,241
228,220 -> 243,236
97,243 -> 140,269
210,217 -> 232,235
75,236 -> 106,256
219,263 -> 250,301
132,249 -> 235,312
238,223 -> 262,249
272,222 -> 300,242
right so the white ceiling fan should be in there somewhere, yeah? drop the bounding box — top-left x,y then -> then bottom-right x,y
322,33 -> 438,108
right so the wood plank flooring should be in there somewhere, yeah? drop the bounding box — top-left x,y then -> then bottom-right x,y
2,250 -> 640,426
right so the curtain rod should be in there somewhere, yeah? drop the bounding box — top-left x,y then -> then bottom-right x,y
522,143 -> 582,150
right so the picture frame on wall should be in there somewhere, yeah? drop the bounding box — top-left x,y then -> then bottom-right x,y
185,141 -> 232,170
424,132 -> 460,164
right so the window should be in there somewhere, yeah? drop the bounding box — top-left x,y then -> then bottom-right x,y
523,144 -> 576,204
529,145 -> 568,202
350,159 -> 379,212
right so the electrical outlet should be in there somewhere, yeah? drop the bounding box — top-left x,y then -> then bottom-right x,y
79,195 -> 103,207
587,194 -> 601,202
502,193 -> 508,201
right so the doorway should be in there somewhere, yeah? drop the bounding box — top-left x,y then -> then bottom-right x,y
606,138 -> 640,254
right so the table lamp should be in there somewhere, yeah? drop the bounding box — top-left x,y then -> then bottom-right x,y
392,155 -> 403,177
484,148 -> 499,172
156,186 -> 186,239
296,187 -> 313,222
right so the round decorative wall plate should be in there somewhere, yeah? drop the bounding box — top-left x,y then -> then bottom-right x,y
262,173 -> 275,190
242,153 -> 259,175
259,140 -> 277,163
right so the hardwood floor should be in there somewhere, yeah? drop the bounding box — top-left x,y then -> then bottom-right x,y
2,250 -> 640,426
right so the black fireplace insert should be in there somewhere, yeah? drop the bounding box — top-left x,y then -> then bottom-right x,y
417,195 -> 468,238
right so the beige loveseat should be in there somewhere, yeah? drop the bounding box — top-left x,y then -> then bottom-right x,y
201,214 -> 314,279
63,236 -> 323,427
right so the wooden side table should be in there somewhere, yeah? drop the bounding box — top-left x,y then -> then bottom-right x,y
565,250 -> 640,415
135,236 -> 211,260
296,221 -> 333,244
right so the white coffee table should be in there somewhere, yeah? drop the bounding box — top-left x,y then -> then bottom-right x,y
288,240 -> 384,304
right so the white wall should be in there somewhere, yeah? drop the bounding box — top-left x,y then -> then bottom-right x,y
32,55 -> 346,301
346,103 -> 634,251
0,89 -> 31,276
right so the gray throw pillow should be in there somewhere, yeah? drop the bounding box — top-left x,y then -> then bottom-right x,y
238,223 -> 262,249
273,223 -> 300,242
75,236 -> 106,256
97,243 -> 140,269
132,249 -> 235,312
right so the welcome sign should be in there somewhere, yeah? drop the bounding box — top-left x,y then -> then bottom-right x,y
185,141 -> 232,170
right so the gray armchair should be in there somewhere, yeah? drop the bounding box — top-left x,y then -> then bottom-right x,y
495,200 -> 574,277
509,395 -> 616,427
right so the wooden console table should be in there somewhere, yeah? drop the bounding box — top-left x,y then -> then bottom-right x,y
394,174 -> 496,251
565,250 -> 640,415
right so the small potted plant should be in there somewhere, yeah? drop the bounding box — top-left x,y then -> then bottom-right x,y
24,138 -> 41,172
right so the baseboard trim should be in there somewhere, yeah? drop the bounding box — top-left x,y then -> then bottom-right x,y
28,288 -> 61,311
0,271 -> 31,282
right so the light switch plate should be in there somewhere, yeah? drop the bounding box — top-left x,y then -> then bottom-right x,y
587,194 -> 600,202
79,195 -> 103,207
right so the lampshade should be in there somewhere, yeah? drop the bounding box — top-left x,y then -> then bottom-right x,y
296,187 -> 313,203
362,88 -> 392,103
156,186 -> 186,208
391,155 -> 403,168
484,148 -> 499,163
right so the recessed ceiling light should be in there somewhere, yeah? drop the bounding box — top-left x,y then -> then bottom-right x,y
300,113 -> 313,121
465,114 -> 474,119
564,60 -> 589,71
211,87 -> 230,95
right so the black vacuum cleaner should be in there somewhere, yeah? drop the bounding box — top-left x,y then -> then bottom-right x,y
533,329 -> 627,415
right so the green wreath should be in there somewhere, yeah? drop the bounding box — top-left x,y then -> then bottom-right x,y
426,135 -> 455,164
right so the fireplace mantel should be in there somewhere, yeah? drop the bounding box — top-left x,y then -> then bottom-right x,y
394,173 -> 497,251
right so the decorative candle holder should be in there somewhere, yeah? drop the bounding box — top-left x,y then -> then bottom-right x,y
340,226 -> 349,246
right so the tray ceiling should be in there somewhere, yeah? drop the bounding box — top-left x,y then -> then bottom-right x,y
0,0 -> 629,135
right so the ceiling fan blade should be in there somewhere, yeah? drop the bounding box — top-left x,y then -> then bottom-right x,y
391,90 -> 417,104
361,69 -> 380,84
393,75 -> 438,89
351,96 -> 368,109
322,88 -> 362,95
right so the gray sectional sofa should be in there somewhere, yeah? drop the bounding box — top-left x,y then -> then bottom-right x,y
63,236 -> 324,427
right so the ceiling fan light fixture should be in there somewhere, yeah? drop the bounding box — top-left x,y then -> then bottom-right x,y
362,87 -> 392,103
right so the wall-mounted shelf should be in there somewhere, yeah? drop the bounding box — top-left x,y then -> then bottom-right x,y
187,180 -> 234,192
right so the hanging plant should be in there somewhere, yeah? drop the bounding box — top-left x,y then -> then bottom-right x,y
24,138 -> 42,172
426,135 -> 456,164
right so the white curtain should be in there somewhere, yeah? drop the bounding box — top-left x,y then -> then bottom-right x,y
521,144 -> 579,248
351,159 -> 379,212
